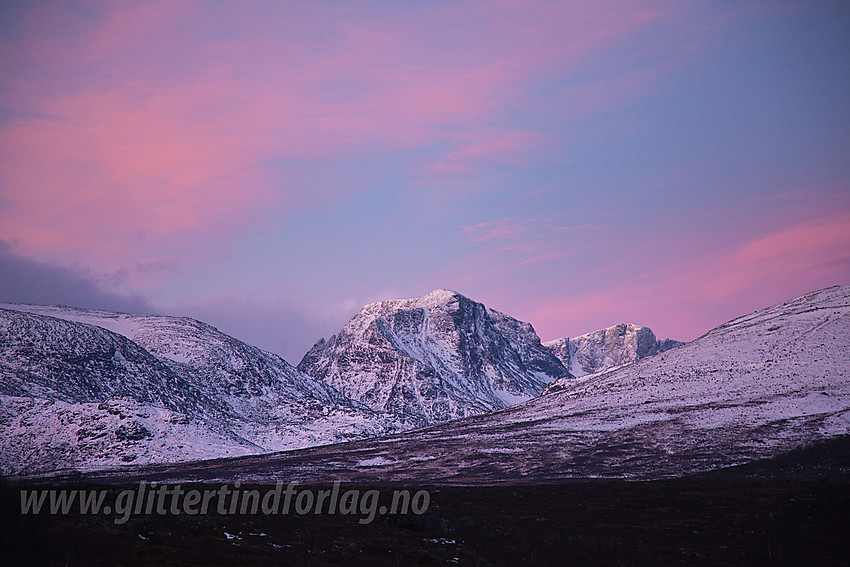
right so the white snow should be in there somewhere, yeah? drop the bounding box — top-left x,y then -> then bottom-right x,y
0,304 -> 410,476
4,285 -> 849,481
357,456 -> 394,467
298,289 -> 567,426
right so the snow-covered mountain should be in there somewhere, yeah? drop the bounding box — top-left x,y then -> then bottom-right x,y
0,308 -> 211,414
8,285 -> 850,482
544,323 -> 683,378
297,289 -> 570,426
124,285 -> 850,484
1,304 -> 351,418
0,305 -> 409,476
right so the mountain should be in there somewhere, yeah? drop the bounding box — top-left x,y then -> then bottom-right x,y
0,307 -> 256,474
297,289 -> 570,426
0,305 -> 408,476
0,308 -> 210,414
113,285 -> 850,484
1,304 -> 352,419
543,323 -> 683,378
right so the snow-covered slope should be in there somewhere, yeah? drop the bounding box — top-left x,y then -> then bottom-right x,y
1,304 -> 350,418
132,285 -> 850,484
0,396 -> 258,476
0,308 -> 211,415
544,323 -> 683,378
0,305 -> 409,476
298,289 -> 569,426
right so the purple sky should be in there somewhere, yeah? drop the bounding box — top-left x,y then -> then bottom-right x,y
1,1 -> 849,362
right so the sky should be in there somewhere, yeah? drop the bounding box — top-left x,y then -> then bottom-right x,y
1,1 -> 849,362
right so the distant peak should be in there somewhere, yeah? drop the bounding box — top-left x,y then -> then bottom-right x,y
572,322 -> 648,340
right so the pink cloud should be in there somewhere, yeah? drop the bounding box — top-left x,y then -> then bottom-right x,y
521,212 -> 850,343
0,1 -> 697,281
430,131 -> 539,176
462,218 -> 530,242
443,215 -> 599,289
462,215 -> 597,244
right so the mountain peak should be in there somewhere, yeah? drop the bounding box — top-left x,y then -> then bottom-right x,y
544,322 -> 683,378
298,290 -> 568,426
420,288 -> 462,304
361,289 -> 464,311
194,285 -> 850,484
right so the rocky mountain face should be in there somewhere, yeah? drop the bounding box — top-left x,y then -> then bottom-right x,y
298,289 -> 570,426
123,285 -> 850,485
544,323 -> 683,377
7,285 -> 849,483
2,289 -> 573,476
0,305 -> 408,476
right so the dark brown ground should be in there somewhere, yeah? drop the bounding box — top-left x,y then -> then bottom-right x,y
2,477 -> 849,566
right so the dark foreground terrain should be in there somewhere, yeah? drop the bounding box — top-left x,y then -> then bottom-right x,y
2,477 -> 849,567
3,437 -> 850,566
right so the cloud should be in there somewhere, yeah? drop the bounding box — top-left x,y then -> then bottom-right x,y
429,130 -> 540,176
167,290 -> 348,364
0,242 -> 154,313
462,216 -> 596,243
0,1 -> 688,278
0,241 -> 344,362
450,215 -> 597,287
522,212 -> 850,343
462,218 -> 530,243
693,212 -> 850,303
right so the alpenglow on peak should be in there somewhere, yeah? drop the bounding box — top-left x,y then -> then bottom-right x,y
298,289 -> 570,426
